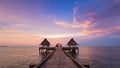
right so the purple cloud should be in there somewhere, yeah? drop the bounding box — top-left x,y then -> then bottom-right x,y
73,0 -> 120,36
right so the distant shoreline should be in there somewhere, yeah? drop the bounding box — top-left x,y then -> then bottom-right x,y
0,46 -> 39,48
0,46 -> 8,47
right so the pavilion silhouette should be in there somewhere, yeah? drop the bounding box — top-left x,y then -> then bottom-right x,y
67,38 -> 78,47
40,38 -> 50,47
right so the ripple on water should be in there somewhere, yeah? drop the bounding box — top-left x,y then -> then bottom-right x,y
0,46 -> 120,68
0,47 -> 40,68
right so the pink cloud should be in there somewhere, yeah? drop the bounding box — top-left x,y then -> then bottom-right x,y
81,29 -> 106,36
54,20 -> 91,29
80,25 -> 120,36
115,26 -> 120,30
71,0 -> 120,37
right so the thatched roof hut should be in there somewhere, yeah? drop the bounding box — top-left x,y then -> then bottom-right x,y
67,38 -> 78,46
40,38 -> 50,47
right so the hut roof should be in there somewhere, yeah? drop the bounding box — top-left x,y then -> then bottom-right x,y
40,38 -> 50,45
67,38 -> 78,46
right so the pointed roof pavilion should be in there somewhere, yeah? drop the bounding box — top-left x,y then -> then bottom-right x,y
67,38 -> 78,46
40,38 -> 50,47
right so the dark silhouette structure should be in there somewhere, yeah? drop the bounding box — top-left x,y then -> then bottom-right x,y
30,38 -> 90,68
67,38 -> 79,57
39,38 -> 51,57
55,43 -> 62,47
40,38 -> 50,47
67,38 -> 78,47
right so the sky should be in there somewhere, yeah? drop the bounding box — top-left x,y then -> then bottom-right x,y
0,0 -> 120,46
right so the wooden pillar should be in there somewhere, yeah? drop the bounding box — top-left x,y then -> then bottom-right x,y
77,48 -> 79,55
39,47 -> 40,55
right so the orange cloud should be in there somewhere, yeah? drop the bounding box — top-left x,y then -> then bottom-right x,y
54,20 -> 91,29
81,29 -> 106,36
81,25 -> 120,36
54,19 -> 120,37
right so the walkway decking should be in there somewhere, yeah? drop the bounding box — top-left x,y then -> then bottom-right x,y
39,47 -> 80,68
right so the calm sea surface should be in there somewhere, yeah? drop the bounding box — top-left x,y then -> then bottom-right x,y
0,46 -> 120,68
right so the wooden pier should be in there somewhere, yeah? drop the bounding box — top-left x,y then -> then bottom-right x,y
30,47 -> 89,68
29,38 -> 89,68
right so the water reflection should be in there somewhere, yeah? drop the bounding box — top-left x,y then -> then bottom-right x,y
0,46 -> 120,68
0,46 -> 39,68
78,46 -> 120,68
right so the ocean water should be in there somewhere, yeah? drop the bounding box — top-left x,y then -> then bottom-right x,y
78,46 -> 120,68
0,46 -> 40,68
0,46 -> 120,68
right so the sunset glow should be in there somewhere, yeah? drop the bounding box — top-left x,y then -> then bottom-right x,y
0,0 -> 120,46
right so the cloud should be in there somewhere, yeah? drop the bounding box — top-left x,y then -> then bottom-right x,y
0,28 -> 39,39
0,28 -> 41,45
115,26 -> 120,30
54,20 -> 91,29
116,0 -> 120,3
0,0 -> 54,31
54,0 -> 120,37
81,29 -> 106,36
75,0 -> 120,36
0,0 -> 56,38
93,2 -> 120,21
0,9 -> 47,26
81,25 -> 120,37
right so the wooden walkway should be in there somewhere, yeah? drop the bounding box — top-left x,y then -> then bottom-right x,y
39,47 -> 80,68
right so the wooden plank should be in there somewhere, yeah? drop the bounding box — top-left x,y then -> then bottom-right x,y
62,47 -> 78,50
39,47 -> 81,68
30,47 -> 89,68
39,47 -> 55,50
29,50 -> 55,68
